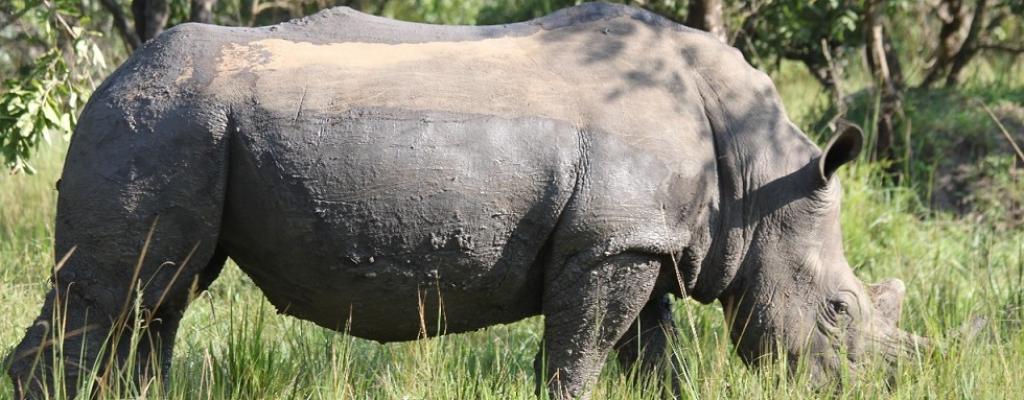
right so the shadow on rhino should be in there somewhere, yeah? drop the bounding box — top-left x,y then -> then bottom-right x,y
5,3 -> 930,399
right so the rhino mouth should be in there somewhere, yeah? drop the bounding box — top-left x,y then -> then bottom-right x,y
820,326 -> 931,387
768,322 -> 932,387
876,329 -> 931,361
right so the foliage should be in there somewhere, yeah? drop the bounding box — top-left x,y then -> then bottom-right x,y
734,0 -> 864,86
475,0 -> 578,25
0,0 -> 106,174
918,0 -> 1024,88
827,82 -> 1023,220
403,0 -> 487,24
744,0 -> 864,57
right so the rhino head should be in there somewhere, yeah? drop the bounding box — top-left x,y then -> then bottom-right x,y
719,122 -> 929,387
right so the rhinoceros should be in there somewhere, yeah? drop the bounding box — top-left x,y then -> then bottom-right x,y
6,3 -> 928,399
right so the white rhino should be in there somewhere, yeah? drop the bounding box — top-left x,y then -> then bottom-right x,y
7,3 -> 927,399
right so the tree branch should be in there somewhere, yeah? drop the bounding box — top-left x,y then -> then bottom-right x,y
983,8 -> 1005,35
976,43 -> 1024,54
686,0 -> 727,42
99,0 -> 142,50
945,0 -> 989,86
132,0 -> 171,43
921,0 -> 967,88
42,0 -> 77,40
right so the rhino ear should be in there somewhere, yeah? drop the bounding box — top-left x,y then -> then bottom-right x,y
869,278 -> 905,324
818,120 -> 864,184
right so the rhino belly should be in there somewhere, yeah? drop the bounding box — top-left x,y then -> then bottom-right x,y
218,107 -> 580,341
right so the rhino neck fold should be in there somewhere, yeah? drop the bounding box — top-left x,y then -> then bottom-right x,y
686,71 -> 820,304
685,113 -> 747,303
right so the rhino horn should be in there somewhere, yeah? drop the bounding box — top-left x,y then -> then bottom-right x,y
899,330 -> 932,353
868,278 -> 905,325
867,279 -> 936,358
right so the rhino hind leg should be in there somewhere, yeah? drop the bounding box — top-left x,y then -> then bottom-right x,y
128,246 -> 228,386
6,197 -> 228,399
6,109 -> 230,399
614,293 -> 682,397
536,252 -> 661,400
614,294 -> 677,374
6,207 -> 227,399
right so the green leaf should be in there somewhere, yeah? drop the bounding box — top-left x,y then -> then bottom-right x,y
18,118 -> 36,138
41,102 -> 61,126
60,113 -> 71,134
8,95 -> 24,110
91,42 -> 107,69
25,99 -> 40,116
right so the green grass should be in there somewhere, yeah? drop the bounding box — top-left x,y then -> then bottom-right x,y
3,80 -> 1024,399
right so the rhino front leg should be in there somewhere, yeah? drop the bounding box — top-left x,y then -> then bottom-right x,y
536,252 -> 661,399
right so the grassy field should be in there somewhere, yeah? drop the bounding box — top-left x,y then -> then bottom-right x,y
2,69 -> 1024,399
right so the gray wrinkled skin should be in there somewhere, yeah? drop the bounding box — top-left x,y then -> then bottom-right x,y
6,3 -> 926,399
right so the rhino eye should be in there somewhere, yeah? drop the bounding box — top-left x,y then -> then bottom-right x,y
829,300 -> 849,315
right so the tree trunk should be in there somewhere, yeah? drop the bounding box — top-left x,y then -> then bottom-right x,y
819,42 -> 845,117
132,0 -> 170,43
881,34 -> 904,89
865,0 -> 903,163
686,0 -> 727,42
190,0 -> 217,24
946,0 -> 989,86
99,0 -> 142,50
921,0 -> 967,88
795,57 -> 835,92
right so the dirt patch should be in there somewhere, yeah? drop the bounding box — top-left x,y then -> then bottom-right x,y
930,102 -> 1024,229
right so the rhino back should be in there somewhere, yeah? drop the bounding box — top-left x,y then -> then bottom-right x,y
195,2 -> 724,173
